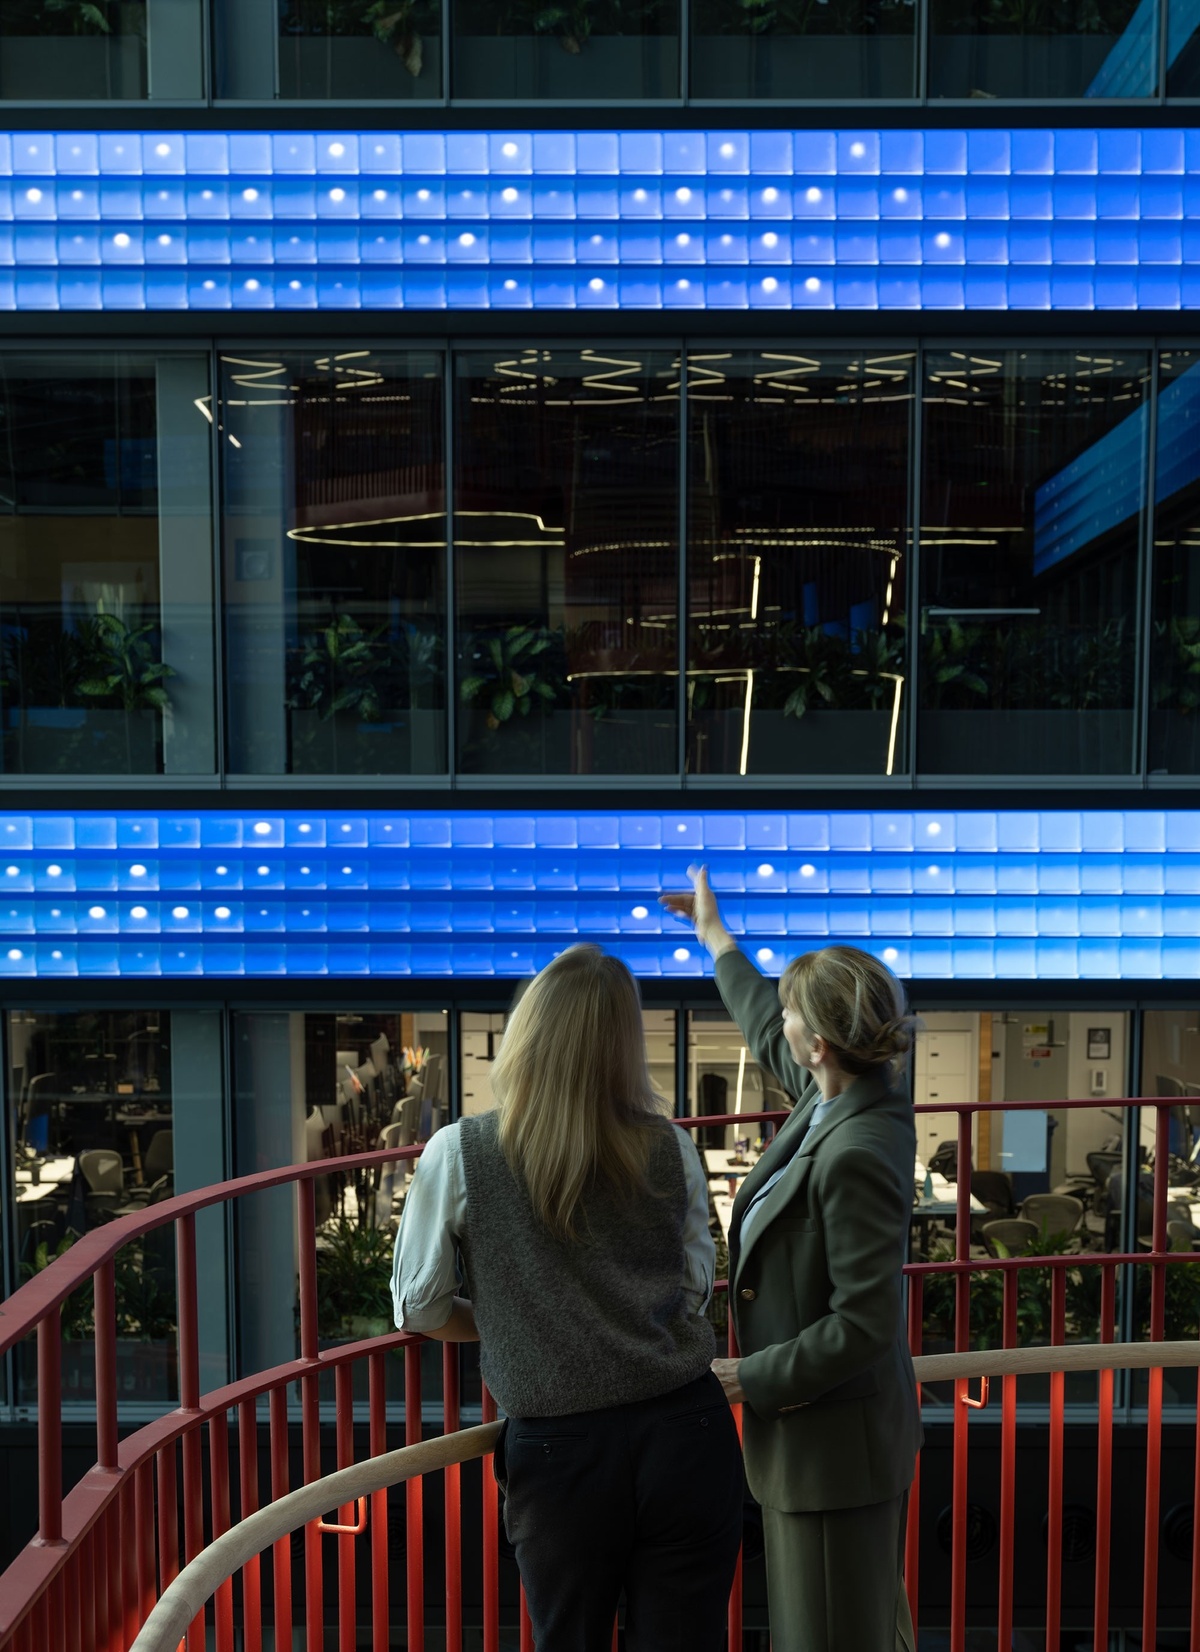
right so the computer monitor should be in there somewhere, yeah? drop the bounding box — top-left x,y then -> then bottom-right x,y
369,1034 -> 389,1077
397,1092 -> 419,1148
1155,1074 -> 1185,1097
336,1049 -> 359,1072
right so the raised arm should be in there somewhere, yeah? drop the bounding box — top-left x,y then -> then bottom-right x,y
660,864 -> 815,1104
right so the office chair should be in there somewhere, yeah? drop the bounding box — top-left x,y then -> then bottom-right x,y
928,1140 -> 962,1180
971,1171 -> 1015,1216
375,1122 -> 405,1227
1019,1192 -> 1084,1240
79,1149 -> 130,1223
141,1129 -> 172,1186
397,1092 -> 419,1149
1167,1219 -> 1200,1252
981,1217 -> 1039,1256
1155,1074 -> 1184,1097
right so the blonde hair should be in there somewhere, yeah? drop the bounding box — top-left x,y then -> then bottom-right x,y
492,945 -> 670,1241
779,945 -> 918,1077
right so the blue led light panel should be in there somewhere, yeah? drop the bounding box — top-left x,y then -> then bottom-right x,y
3,809 -> 1200,980
4,128 -> 1200,310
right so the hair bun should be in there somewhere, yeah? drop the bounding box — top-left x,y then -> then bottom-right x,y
864,1013 -> 920,1066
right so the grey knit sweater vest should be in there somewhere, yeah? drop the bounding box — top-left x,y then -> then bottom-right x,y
456,1110 -> 715,1419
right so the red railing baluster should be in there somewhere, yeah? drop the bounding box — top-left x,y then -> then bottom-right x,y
1191,1325 -> 1200,1652
1093,1264 -> 1116,1652
370,1350 -> 390,1652
46,1569 -> 65,1652
481,1382 -> 500,1652
269,1385 -> 294,1652
1143,1102 -> 1170,1652
135,1457 -> 156,1629
443,1343 -> 463,1652
950,1265 -> 970,1652
37,1312 -> 62,1546
905,1271 -> 923,1644
120,1474 -> 139,1649
335,1362 -> 357,1652
297,1179 -> 325,1652
209,1412 -> 235,1652
93,1504 -> 110,1652
93,1259 -> 118,1473
405,1340 -> 425,1652
238,1397 -> 263,1652
175,1213 -> 205,1652
519,1585 -> 534,1652
157,1443 -> 179,1592
727,1311 -> 743,1652
998,1268 -> 1018,1652
79,1516 -> 96,1652
1046,1267 -> 1067,1652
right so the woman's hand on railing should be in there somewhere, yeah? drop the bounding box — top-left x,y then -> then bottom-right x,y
660,864 -> 740,963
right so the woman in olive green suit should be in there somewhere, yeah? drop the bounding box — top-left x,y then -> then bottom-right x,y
661,867 -> 921,1652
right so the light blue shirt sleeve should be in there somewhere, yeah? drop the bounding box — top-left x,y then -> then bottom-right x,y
675,1127 -> 716,1315
390,1122 -> 467,1333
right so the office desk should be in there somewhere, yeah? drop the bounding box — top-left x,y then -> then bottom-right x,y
13,1156 -> 75,1205
115,1109 -> 172,1184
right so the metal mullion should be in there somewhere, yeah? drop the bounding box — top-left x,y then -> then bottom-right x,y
674,1007 -> 688,1118
441,0 -> 452,102
678,335 -> 690,784
445,346 -> 458,784
916,0 -> 929,101
907,338 -> 924,784
0,1006 -> 16,1424
1135,345 -> 1161,784
1117,1005 -> 1147,1420
679,0 -> 690,103
207,342 -> 228,786
1156,0 -> 1169,101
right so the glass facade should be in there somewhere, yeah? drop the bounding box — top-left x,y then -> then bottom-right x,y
0,1 -> 205,101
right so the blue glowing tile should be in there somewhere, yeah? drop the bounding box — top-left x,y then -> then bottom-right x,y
230,181 -> 273,220
1140,225 -> 1183,263
98,179 -> 143,219
1052,179 -> 1097,220
1095,226 -> 1139,263
664,274 -> 706,306
1055,130 -> 1099,175
1163,901 -> 1200,936
401,271 -> 447,306
952,939 -> 996,975
796,230 -> 835,263
1118,939 -> 1162,976
926,183 -> 966,220
231,273 -> 273,307
57,181 -> 100,218
967,130 -> 1012,175
572,132 -> 617,174
707,184 -> 749,219
15,225 -> 56,264
879,181 -> 921,218
532,225 -> 577,262
662,181 -> 704,219
145,181 -> 186,218
835,180 -> 880,220
276,272 -> 316,305
1141,178 -> 1184,218
446,133 -> 489,174
576,184 -> 618,219
620,182 -> 662,218
966,181 -> 1010,219
403,226 -> 446,261
272,178 -> 317,218
490,180 -> 531,216
229,133 -> 274,175
231,228 -> 274,264
273,134 -> 316,174
54,133 -> 98,175
576,228 -> 617,262
13,182 -> 56,220
750,131 -> 792,174
665,226 -> 704,262
1138,271 -> 1182,305
532,180 -> 577,218
880,131 -> 922,174
489,223 -> 533,262
401,133 -> 446,174
1010,130 -> 1055,175
530,133 -> 572,174
1075,938 -> 1120,975
1006,272 -> 1051,308
707,133 -> 749,174
448,227 -> 488,262
787,901 -> 829,934
664,132 -> 708,175
14,270 -> 58,308
909,939 -> 954,976
361,228 -> 403,266
1009,179 -> 1053,220
795,183 -> 834,220
791,131 -> 836,175
619,133 -> 663,175
960,268 -> 1006,304
964,230 -> 1008,264
404,181 -> 446,217
838,133 -> 880,174
752,182 -> 792,218
924,130 -> 967,175
360,135 -> 402,173
1143,128 -> 1185,173
833,273 -> 878,307
186,181 -> 230,219
877,275 -> 921,307
1097,130 -> 1141,174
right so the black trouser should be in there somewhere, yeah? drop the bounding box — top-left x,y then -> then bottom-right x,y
494,1370 -> 744,1652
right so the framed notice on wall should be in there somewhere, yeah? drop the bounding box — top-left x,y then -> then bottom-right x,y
1087,1028 -> 1112,1061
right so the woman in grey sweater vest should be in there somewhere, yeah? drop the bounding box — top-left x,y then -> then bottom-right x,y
391,944 -> 743,1652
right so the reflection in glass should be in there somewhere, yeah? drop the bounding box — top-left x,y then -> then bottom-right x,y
690,0 -> 915,99
0,0 -> 206,99
278,0 -> 443,97
455,349 -> 678,776
7,1010 -> 179,1406
918,350 -> 1148,776
221,350 -> 446,777
451,0 -> 679,97
0,354 -> 214,777
233,1008 -> 448,1392
687,351 -> 912,778
928,0 -> 1152,96
1149,350 -> 1200,776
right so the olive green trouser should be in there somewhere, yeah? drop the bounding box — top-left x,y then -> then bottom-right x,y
761,1490 -> 915,1652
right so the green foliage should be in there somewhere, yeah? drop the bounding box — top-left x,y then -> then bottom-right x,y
460,625 -> 565,729
921,1230 -> 1101,1352
462,0 -> 674,43
315,1219 -> 397,1339
287,615 -> 442,723
76,612 -> 175,714
20,1230 -> 176,1342
929,0 -> 1130,34
1,617 -> 95,713
693,0 -> 913,36
37,0 -> 117,35
280,0 -> 440,43
1152,614 -> 1200,716
920,617 -> 990,709
919,616 -> 1132,713
688,620 -> 905,720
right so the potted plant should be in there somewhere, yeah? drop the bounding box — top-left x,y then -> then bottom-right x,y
453,0 -> 679,97
278,0 -> 442,95
315,1218 -> 397,1342
75,610 -> 174,774
927,0 -> 1137,99
0,0 -> 146,98
690,0 -> 915,97
1149,613 -> 1200,773
459,624 -> 569,773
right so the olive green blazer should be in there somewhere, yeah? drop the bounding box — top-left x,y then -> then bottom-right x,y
715,949 -> 923,1514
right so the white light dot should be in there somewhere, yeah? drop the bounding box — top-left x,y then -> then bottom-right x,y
850,141 -> 866,159
935,232 -> 951,249
894,187 -> 909,203
260,909 -> 269,918
763,277 -> 779,293
763,187 -> 780,203
201,189 -> 213,200
51,951 -> 62,961
215,865 -> 228,876
300,866 -> 311,876
459,232 -> 476,247
7,949 -> 22,961
113,233 -> 131,248
342,865 -> 353,875
253,822 -> 271,835
927,865 -> 940,877
289,280 -> 301,291
675,187 -> 692,203
203,280 -> 215,290
883,947 -> 899,963
591,233 -> 602,244
373,189 -> 387,202
329,188 -> 346,203
71,191 -> 82,202
927,821 -> 942,836
756,948 -> 775,963
676,232 -> 690,246
805,187 -> 821,203
418,234 -> 430,246
25,188 -> 42,203
130,906 -> 148,920
155,142 -> 171,157
242,187 -> 259,202
50,909 -> 61,918
673,948 -> 690,961
633,188 -> 647,202
88,906 -> 107,920
757,864 -> 775,877
800,864 -> 816,878
805,277 -> 821,291
329,141 -> 346,157
503,279 -> 517,290
341,824 -> 352,832
417,188 -> 430,201
720,142 -> 735,158
502,141 -> 519,158
245,279 -> 260,291
172,906 -> 189,919
257,865 -> 270,876
4,866 -> 18,878
762,231 -> 779,248
501,187 -> 518,204
677,278 -> 690,289
299,823 -> 312,834
46,865 -> 61,878
589,277 -> 605,290
158,234 -> 172,246
129,864 -> 147,878
632,905 -> 649,919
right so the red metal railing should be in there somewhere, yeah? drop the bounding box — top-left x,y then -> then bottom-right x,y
0,1100 -> 1197,1652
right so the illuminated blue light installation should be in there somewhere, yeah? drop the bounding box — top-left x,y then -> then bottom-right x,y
3,809 -> 1200,980
6,128 -> 1200,310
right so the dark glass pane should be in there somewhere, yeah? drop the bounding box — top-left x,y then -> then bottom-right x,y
690,0 -> 915,99
918,349 -> 1148,776
687,350 -> 912,778
928,0 -> 1154,97
455,348 -> 679,777
0,353 -> 214,777
0,1 -> 204,99
278,0 -> 443,97
451,0 -> 679,97
1149,349 -> 1200,776
220,349 -> 447,777
7,1009 -> 179,1407
232,1007 -> 448,1399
